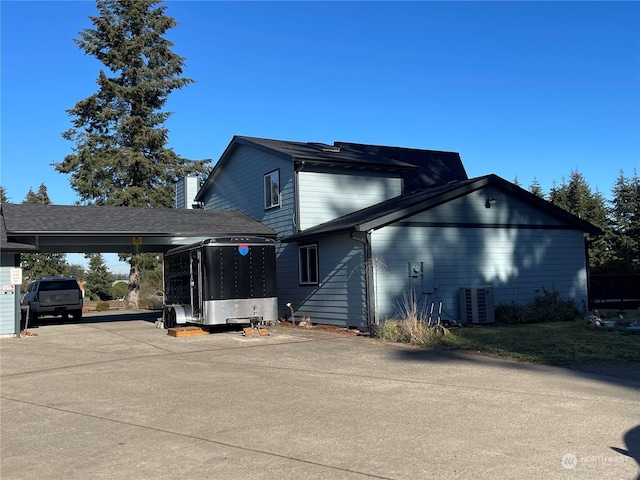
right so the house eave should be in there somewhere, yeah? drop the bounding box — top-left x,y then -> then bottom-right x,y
281,174 -> 603,243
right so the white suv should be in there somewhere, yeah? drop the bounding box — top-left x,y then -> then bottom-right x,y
21,277 -> 83,327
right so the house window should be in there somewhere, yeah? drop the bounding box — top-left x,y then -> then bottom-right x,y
264,170 -> 280,209
299,244 -> 318,285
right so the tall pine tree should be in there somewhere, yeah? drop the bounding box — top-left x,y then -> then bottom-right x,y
20,184 -> 71,284
85,253 -> 114,300
607,170 -> 640,273
528,177 -> 544,198
55,0 -> 209,308
549,170 -> 610,271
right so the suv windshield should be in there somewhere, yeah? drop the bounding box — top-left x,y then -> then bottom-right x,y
38,280 -> 80,291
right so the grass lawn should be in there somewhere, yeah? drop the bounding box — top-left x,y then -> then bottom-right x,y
440,311 -> 640,365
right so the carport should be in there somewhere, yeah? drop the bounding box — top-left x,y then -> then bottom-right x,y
0,203 -> 275,336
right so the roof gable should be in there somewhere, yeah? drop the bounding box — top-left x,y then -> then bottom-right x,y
196,135 -> 469,200
283,175 -> 602,242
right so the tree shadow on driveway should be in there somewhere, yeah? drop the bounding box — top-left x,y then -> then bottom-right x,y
393,347 -> 640,388
611,424 -> 640,479
27,310 -> 162,327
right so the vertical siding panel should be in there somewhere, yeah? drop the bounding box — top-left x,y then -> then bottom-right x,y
0,254 -> 19,335
298,170 -> 401,229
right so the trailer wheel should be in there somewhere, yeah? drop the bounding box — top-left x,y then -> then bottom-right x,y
164,307 -> 176,329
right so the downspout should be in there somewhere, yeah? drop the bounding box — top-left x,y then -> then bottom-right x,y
351,229 -> 376,333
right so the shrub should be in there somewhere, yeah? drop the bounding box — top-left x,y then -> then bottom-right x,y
376,290 -> 448,346
496,288 -> 579,324
110,281 -> 128,300
377,319 -> 446,346
95,302 -> 110,312
494,301 -> 528,324
144,295 -> 164,310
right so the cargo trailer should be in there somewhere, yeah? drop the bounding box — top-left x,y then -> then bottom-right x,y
162,237 -> 277,328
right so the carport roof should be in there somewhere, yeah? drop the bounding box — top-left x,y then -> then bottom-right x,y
1,203 -> 275,254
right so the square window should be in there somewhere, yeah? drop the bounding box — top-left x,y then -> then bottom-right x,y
264,170 -> 280,209
299,244 -> 318,285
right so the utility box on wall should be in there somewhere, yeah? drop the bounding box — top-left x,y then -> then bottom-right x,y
407,261 -> 435,294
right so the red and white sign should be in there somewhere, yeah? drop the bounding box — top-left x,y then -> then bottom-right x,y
10,268 -> 22,285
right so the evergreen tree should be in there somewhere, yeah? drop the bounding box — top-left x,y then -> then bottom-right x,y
20,184 -> 71,283
54,0 -> 209,308
85,253 -> 114,300
607,170 -> 640,273
528,177 -> 544,198
0,186 -> 8,203
549,170 -> 610,271
67,264 -> 87,282
23,184 -> 51,204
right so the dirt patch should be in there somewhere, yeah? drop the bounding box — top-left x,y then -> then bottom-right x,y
278,321 -> 369,336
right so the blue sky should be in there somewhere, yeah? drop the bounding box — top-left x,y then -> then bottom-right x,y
2,0 -> 639,273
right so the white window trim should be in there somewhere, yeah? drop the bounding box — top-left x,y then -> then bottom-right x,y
264,170 -> 280,209
298,244 -> 319,285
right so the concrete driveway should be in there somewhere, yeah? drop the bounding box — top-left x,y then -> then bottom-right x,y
1,313 -> 638,480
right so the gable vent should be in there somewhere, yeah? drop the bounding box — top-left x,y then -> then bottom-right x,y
307,142 -> 340,153
459,287 -> 495,324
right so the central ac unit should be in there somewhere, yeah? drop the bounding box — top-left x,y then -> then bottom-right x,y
460,287 -> 495,324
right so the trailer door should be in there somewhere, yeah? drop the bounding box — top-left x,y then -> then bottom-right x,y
190,249 -> 201,319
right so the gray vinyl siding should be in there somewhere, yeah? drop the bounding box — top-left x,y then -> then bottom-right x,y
298,170 -> 402,230
0,254 -> 19,335
174,176 -> 200,209
400,186 -> 569,228
204,145 -> 297,238
369,188 -> 590,322
371,225 -> 587,322
200,147 -> 592,328
281,233 -> 367,328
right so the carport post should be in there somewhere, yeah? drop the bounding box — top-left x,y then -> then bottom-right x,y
14,284 -> 21,336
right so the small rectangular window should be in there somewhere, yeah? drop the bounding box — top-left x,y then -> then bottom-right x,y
299,244 -> 318,285
264,170 -> 280,209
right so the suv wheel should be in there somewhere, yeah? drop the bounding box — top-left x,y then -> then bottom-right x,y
72,310 -> 82,321
26,306 -> 38,328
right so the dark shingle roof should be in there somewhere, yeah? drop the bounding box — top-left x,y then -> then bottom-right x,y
196,136 -> 468,200
335,142 -> 468,191
1,203 -> 274,236
234,136 -> 420,169
1,211 -> 38,252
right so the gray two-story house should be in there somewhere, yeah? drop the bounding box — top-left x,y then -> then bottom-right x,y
195,136 -> 600,330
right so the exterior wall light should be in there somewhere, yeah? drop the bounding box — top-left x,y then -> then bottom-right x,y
485,198 -> 497,208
